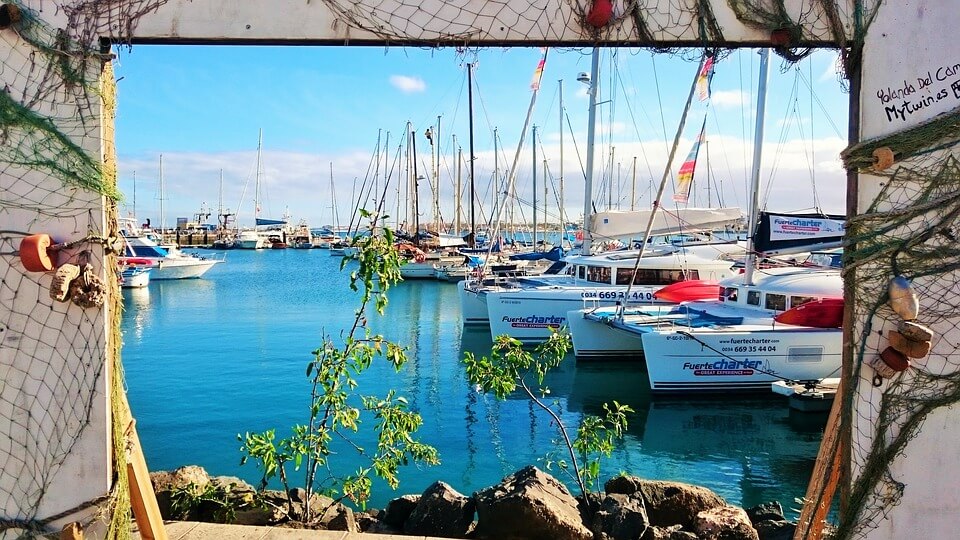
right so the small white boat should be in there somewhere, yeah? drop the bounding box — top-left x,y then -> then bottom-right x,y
234,229 -> 265,249
119,264 -> 151,288
120,219 -> 222,280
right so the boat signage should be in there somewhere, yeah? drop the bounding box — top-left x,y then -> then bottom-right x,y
502,315 -> 565,329
768,215 -> 845,241
580,290 -> 655,301
682,359 -> 763,376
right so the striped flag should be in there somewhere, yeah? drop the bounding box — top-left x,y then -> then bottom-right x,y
673,120 -> 707,203
696,55 -> 715,101
530,49 -> 547,91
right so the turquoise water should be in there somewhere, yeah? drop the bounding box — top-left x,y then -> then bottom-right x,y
121,249 -> 825,514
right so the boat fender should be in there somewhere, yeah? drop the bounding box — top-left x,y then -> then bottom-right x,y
868,347 -> 910,387
19,233 -> 55,272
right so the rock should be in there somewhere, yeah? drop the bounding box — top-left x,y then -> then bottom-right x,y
605,475 -> 643,495
641,480 -> 726,530
590,493 -> 649,540
355,510 -> 382,532
745,501 -> 785,524
382,494 -> 420,528
474,465 -> 593,540
640,524 -> 697,540
150,466 -> 212,520
323,505 -> 358,532
755,519 -> 796,540
404,481 -> 475,538
694,505 -> 759,540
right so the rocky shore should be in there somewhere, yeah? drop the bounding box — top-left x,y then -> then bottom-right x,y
150,465 -> 798,540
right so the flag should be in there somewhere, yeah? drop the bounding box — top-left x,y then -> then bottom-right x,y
673,120 -> 706,203
696,55 -> 715,101
530,49 -> 547,91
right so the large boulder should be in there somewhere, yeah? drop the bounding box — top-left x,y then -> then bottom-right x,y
382,494 -> 420,529
754,519 -> 796,540
591,493 -> 649,540
694,505 -> 759,540
474,465 -> 593,540
150,466 -> 212,519
745,502 -> 785,524
404,481 -> 475,538
640,525 -> 698,540
606,477 -> 725,530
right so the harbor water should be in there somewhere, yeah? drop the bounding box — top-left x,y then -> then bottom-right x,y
121,249 -> 826,515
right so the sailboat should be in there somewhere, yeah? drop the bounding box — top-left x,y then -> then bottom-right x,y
459,48 -> 745,342
568,50 -> 844,393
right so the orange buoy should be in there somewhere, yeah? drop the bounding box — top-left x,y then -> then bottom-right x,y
586,0 -> 613,28
19,234 -> 55,272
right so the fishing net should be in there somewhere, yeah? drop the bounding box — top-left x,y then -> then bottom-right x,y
0,1 -> 166,538
825,108 -> 960,539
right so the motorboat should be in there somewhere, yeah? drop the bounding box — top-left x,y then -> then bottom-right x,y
118,261 -> 151,288
119,218 -> 222,279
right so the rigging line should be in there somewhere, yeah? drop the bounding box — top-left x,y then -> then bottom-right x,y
706,103 -> 745,210
808,56 -> 819,212
761,65 -> 801,210
791,69 -> 822,212
614,58 -> 659,197
796,67 -> 843,138
649,52 -> 671,158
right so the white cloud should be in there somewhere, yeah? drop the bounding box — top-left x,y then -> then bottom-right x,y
819,52 -> 843,83
710,90 -> 747,108
390,75 -> 426,93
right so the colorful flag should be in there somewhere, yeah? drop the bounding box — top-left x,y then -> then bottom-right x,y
530,49 -> 547,91
673,120 -> 707,203
696,55 -> 715,101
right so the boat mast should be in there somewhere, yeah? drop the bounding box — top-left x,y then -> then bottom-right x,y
581,47 -> 600,255
255,129 -> 263,224
467,63 -> 477,247
558,79 -> 565,234
631,156 -> 637,211
743,48 -> 771,287
532,125 -> 537,251
411,125 -> 421,248
132,170 -> 136,219
158,154 -> 164,232
455,136 -> 462,236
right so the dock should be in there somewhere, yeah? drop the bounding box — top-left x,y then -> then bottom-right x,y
771,378 -> 839,413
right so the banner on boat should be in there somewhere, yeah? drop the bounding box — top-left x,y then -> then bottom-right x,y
753,212 -> 845,255
768,214 -> 845,240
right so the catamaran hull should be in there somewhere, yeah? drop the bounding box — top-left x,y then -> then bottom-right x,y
640,328 -> 842,392
485,286 -> 662,343
567,309 -> 646,360
400,262 -> 438,279
458,280 -> 489,325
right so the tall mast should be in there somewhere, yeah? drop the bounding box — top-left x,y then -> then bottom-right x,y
743,49 -> 771,287
158,154 -> 164,231
435,116 -> 441,233
558,79 -> 565,232
581,47 -> 601,255
455,136 -> 462,236
532,125 -> 537,251
132,170 -> 137,219
631,156 -> 637,211
467,63 -> 477,247
411,126 -> 421,247
255,129 -> 263,223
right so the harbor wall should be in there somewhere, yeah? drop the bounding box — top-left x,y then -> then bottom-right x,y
853,2 -> 960,538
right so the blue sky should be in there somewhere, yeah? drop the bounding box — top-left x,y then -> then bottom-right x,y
113,45 -> 849,230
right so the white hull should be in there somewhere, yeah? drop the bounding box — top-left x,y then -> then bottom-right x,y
400,262 -> 438,279
641,327 -> 841,392
234,238 -> 263,249
567,306 -> 674,360
458,280 -> 489,325
486,285 -> 664,343
120,267 -> 151,288
151,258 -> 220,280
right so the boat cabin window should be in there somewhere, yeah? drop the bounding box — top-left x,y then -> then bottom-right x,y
765,293 -> 787,311
576,266 -> 586,280
722,287 -> 738,302
587,266 -> 612,284
747,290 -> 761,306
790,296 -> 816,308
616,268 -> 698,285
